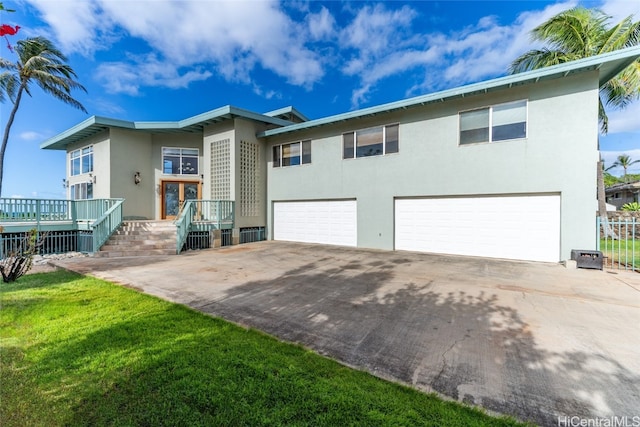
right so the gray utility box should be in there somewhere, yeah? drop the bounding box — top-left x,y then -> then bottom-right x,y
570,250 -> 603,270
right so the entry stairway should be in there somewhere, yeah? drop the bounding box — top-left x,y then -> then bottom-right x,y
96,220 -> 177,257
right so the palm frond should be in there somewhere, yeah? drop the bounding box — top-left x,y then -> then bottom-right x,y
598,97 -> 608,134
9,36 -> 87,112
599,16 -> 637,53
511,6 -> 640,134
531,7 -> 609,56
601,60 -> 640,109
509,49 -> 575,73
0,72 -> 19,103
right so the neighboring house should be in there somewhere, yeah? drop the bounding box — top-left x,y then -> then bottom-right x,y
41,47 -> 640,263
605,181 -> 640,209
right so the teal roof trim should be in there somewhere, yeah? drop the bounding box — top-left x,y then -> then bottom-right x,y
258,46 -> 640,138
263,106 -> 310,122
41,105 -> 294,150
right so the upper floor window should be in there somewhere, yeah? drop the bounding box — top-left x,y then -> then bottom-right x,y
163,147 -> 199,175
343,124 -> 399,159
70,146 -> 93,176
273,140 -> 311,167
459,100 -> 527,145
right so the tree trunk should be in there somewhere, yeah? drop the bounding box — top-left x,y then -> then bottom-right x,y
0,84 -> 25,197
597,159 -> 616,239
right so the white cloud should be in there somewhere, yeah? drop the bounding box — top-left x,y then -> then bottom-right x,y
341,4 -> 416,54
94,54 -> 212,96
337,1 -> 579,107
252,83 -> 281,100
307,6 -> 336,41
89,98 -> 126,115
27,0 -> 324,93
434,1 -> 577,86
25,0 -> 639,107
338,4 -> 422,105
28,0 -> 116,56
606,101 -> 640,134
600,0 -> 640,21
19,131 -> 45,141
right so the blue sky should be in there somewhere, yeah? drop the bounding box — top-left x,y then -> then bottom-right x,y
1,0 -> 639,199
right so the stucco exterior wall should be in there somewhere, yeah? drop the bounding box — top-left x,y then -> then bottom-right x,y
108,128 -> 154,219
265,72 -> 600,261
233,118 -> 267,229
203,119 -> 268,230
66,130 -> 110,199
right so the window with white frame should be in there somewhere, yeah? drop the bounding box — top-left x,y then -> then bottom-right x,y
273,140 -> 311,167
162,147 -> 199,175
343,124 -> 399,159
459,100 -> 527,145
69,146 -> 93,176
70,182 -> 93,200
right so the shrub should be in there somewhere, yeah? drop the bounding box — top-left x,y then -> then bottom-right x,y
0,229 -> 46,283
621,202 -> 640,211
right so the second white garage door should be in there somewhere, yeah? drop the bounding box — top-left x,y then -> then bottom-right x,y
273,200 -> 357,247
395,194 -> 560,262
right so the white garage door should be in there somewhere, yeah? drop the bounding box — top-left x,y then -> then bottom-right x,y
395,195 -> 560,262
274,200 -> 357,247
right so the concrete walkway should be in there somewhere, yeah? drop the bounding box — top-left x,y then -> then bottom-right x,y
53,241 -> 640,426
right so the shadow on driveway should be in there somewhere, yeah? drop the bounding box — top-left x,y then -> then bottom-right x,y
55,242 -> 640,426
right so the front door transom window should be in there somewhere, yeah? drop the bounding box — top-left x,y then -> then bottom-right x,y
162,147 -> 199,175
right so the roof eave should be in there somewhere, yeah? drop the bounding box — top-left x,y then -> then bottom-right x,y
40,116 -> 135,150
40,105 -> 294,150
263,106 -> 310,122
258,46 -> 640,139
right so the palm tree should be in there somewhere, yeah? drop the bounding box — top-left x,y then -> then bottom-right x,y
0,36 -> 87,196
510,7 -> 640,133
510,7 -> 640,235
608,154 -> 640,182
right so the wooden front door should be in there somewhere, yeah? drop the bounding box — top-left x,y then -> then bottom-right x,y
161,181 -> 201,220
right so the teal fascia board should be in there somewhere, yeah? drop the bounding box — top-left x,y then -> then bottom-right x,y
41,106 -> 293,150
40,116 -> 136,150
259,46 -> 640,138
263,106 -> 310,122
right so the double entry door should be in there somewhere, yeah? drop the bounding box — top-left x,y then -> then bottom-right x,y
161,181 -> 201,220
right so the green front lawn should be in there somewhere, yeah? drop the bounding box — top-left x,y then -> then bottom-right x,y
1,271 -> 523,426
600,239 -> 640,270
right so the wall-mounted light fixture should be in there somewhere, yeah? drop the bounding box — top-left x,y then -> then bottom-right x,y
134,171 -> 141,185
62,178 -> 69,188
88,173 -> 96,184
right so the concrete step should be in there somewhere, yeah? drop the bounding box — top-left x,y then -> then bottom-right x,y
116,226 -> 176,232
101,242 -> 175,251
94,248 -> 176,257
98,220 -> 178,258
104,237 -> 176,245
108,234 -> 176,240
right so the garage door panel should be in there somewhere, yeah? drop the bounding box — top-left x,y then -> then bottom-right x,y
395,195 -> 560,262
274,200 -> 357,247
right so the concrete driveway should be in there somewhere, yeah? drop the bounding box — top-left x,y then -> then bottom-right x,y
54,241 -> 640,426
